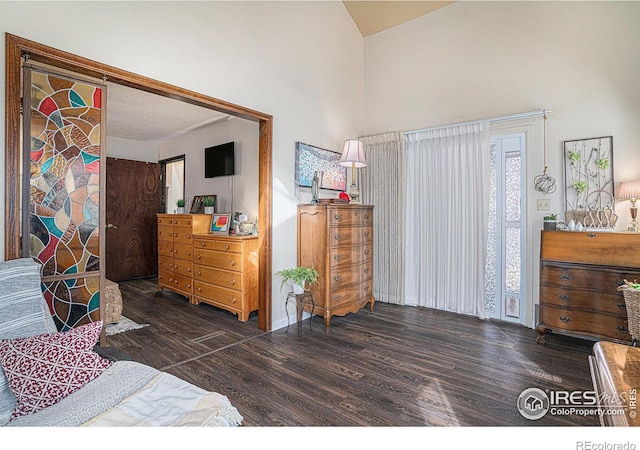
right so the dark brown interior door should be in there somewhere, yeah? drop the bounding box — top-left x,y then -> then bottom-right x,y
106,157 -> 161,281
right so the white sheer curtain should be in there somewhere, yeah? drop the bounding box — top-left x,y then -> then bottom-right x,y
359,132 -> 405,304
404,123 -> 490,318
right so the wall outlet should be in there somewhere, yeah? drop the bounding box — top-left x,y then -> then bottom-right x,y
537,198 -> 551,211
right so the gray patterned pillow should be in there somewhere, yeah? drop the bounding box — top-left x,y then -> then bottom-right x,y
0,258 -> 57,426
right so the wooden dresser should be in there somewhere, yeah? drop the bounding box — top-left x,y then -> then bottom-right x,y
589,341 -> 640,426
537,230 -> 640,344
192,234 -> 258,322
157,214 -> 211,302
297,203 -> 375,331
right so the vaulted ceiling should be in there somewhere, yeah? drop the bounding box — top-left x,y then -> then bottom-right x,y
343,1 -> 454,37
108,2 -> 455,143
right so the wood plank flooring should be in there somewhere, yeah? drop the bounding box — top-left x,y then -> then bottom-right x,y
106,277 -> 600,426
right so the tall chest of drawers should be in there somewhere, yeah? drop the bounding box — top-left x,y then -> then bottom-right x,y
157,214 -> 211,302
192,234 -> 258,322
297,204 -> 375,331
537,231 -> 640,344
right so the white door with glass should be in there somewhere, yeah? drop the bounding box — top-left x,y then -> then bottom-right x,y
486,133 -> 526,324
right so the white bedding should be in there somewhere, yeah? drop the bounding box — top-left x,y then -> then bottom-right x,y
5,360 -> 242,427
83,372 -> 242,427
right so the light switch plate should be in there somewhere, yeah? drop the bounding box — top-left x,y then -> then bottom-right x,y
537,198 -> 551,211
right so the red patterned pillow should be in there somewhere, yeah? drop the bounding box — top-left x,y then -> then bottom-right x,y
0,321 -> 112,420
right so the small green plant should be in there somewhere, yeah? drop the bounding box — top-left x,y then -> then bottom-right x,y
275,266 -> 320,291
176,199 -> 186,207
203,196 -> 215,207
543,214 -> 558,221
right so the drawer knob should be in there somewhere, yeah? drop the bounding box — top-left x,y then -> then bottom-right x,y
174,264 -> 178,270
364,268 -> 370,274
230,261 -> 236,267
230,279 -> 236,285
618,326 -> 628,333
587,233 -> 598,238
186,221 -> 191,225
617,303 -> 626,310
333,275 -> 342,281
186,234 -> 191,238
364,232 -> 370,238
186,251 -> 191,256
196,255 -> 201,260
559,316 -> 571,323
559,294 -> 571,302
364,249 -> 370,256
334,254 -> 343,261
201,242 -> 206,247
333,294 -> 342,301
187,268 -> 191,273
560,273 -> 572,281
335,234 -> 343,240
232,298 -> 237,304
196,271 -> 201,276
197,287 -> 202,292
225,245 -> 230,250
364,285 -> 370,291
365,214 -> 369,219
334,214 -> 342,220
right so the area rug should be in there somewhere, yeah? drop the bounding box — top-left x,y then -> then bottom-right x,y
106,316 -> 149,336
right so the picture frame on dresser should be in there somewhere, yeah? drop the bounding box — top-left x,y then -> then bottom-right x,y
210,213 -> 231,235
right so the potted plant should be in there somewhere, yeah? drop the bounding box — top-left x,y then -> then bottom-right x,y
543,213 -> 558,231
276,266 -> 320,294
203,196 -> 215,214
176,199 -> 186,214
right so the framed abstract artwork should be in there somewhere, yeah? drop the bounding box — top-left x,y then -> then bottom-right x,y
210,213 -> 231,235
563,136 -> 616,229
295,142 -> 346,191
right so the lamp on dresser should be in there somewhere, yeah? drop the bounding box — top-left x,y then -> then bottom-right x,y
617,180 -> 640,232
339,139 -> 366,204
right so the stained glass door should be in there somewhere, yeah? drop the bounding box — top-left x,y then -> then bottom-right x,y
23,68 -> 104,331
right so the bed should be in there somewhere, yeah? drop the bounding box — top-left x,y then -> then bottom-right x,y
0,258 -> 242,427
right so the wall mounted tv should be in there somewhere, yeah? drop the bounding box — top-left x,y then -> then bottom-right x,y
204,142 -> 235,178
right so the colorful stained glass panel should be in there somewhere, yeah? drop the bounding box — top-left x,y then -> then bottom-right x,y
41,276 -> 100,331
29,70 -> 102,277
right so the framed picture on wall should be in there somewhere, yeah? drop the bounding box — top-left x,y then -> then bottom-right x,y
295,142 -> 347,191
210,213 -> 231,235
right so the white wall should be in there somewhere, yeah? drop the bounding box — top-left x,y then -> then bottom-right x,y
364,1 -> 640,326
158,117 -> 260,220
0,1 -> 366,328
106,136 -> 160,163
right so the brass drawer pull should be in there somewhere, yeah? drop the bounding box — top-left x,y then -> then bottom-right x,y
225,245 -> 230,250
333,275 -> 342,281
333,294 -> 342,301
230,279 -> 236,285
587,233 -> 598,238
335,234 -> 343,240
200,242 -> 206,247
560,273 -> 572,281
230,261 -> 236,267
334,214 -> 342,220
334,254 -> 343,261
559,294 -> 571,302
231,298 -> 237,304
559,316 -> 571,323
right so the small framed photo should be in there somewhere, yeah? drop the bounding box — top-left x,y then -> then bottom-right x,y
210,213 -> 231,235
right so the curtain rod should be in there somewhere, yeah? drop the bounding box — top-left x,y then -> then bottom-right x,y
404,109 -> 552,136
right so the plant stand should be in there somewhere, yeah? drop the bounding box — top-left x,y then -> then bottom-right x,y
285,291 -> 314,336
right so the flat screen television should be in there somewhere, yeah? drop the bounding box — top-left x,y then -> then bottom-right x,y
204,142 -> 235,178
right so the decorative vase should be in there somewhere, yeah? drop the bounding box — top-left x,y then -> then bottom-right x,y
543,220 -> 557,231
293,282 -> 305,294
204,206 -> 214,214
177,206 -> 185,214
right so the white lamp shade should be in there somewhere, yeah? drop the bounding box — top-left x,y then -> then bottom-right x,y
339,139 -> 366,168
618,180 -> 640,200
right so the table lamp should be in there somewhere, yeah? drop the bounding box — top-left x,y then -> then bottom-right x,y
618,180 -> 640,232
339,139 -> 366,204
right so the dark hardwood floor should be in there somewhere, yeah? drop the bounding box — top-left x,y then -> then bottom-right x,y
106,277 -> 601,427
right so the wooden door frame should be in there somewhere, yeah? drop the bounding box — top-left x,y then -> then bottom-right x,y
4,33 -> 273,331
